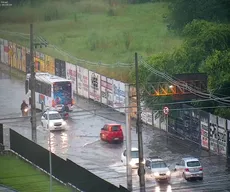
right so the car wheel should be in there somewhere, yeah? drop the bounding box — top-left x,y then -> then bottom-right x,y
199,177 -> 203,181
183,173 -> 188,181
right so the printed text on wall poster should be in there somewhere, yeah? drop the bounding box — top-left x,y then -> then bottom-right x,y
66,62 -> 77,94
89,71 -> 101,102
113,80 -> 125,113
77,66 -> 89,98
101,75 -> 107,105
107,78 -> 113,108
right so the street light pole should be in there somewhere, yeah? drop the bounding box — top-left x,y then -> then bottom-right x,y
30,23 -> 37,142
125,83 -> 132,191
135,52 -> 146,192
47,108 -> 53,192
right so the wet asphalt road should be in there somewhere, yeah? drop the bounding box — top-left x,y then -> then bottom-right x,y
1,69 -> 230,192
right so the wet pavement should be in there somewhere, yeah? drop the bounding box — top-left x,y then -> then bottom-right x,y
0,69 -> 230,192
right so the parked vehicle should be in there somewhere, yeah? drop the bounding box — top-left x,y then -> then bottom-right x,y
41,110 -> 67,131
145,157 -> 171,182
174,157 -> 203,181
100,124 -> 124,143
121,147 -> 145,169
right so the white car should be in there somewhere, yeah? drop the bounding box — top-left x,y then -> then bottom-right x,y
41,110 -> 67,131
145,157 -> 171,182
174,157 -> 203,181
121,147 -> 145,169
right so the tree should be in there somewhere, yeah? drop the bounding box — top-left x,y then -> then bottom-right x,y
168,0 -> 230,31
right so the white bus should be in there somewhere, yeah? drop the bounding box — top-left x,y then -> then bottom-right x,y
25,72 -> 74,111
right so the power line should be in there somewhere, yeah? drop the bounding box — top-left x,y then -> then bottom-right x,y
140,57 -> 230,105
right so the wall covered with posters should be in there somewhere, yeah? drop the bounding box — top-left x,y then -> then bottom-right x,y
3,39 -> 8,64
45,55 -> 55,75
101,75 -> 108,105
89,71 -> 101,102
34,51 -> 45,72
1,38 -> 230,158
113,80 -> 125,113
55,58 -> 66,78
200,110 -> 209,150
77,66 -> 89,98
66,62 -> 77,94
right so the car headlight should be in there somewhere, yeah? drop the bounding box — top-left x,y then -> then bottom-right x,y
154,172 -> 159,176
129,161 -> 135,166
62,121 -> 66,125
49,122 -> 54,127
166,171 -> 171,176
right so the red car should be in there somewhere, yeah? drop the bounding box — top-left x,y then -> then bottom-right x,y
100,124 -> 124,143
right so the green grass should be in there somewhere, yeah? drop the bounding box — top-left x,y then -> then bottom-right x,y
0,154 -> 74,192
0,0 -> 182,81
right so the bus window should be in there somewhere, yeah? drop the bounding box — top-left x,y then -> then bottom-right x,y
36,80 -> 42,93
25,80 -> 28,94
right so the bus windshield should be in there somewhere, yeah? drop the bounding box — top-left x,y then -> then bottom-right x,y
53,81 -> 72,105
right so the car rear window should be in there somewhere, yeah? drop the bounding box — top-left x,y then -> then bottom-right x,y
111,125 -> 120,131
187,161 -> 201,167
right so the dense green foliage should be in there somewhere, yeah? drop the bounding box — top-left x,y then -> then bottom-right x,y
167,0 -> 230,31
140,0 -> 230,118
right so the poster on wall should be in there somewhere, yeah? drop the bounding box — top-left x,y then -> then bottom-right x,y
101,75 -> 107,105
200,110 -> 209,150
77,66 -> 89,98
21,47 -> 26,72
3,39 -> 9,64
55,58 -> 66,78
12,43 -> 17,68
26,53 -> 30,73
113,80 -> 125,113
16,45 -> 23,70
89,71 -> 101,102
66,62 -> 77,94
34,51 -> 45,72
45,55 -> 55,75
141,107 -> 153,125
129,85 -> 137,119
0,38 -> 3,63
8,41 -> 13,67
107,78 -> 113,108
217,117 -> 227,156
209,114 -> 218,154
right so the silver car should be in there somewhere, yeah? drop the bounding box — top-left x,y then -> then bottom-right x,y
145,157 -> 171,182
174,157 -> 203,181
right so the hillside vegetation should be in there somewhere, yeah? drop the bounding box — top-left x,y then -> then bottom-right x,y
0,0 -> 182,82
140,0 -> 230,118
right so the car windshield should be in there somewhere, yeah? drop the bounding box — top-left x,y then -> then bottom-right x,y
187,161 -> 200,167
131,151 -> 138,158
48,113 -> 61,120
112,125 -> 120,131
151,161 -> 167,168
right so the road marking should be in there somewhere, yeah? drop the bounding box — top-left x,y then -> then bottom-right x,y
83,139 -> 100,147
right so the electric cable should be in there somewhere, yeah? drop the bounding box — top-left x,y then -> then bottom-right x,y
140,57 -> 230,105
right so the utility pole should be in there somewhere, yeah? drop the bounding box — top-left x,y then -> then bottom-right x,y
30,23 -> 37,143
125,83 -> 132,191
47,108 -> 53,192
135,52 -> 146,192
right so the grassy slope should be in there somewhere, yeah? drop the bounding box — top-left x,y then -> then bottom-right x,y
0,155 -> 73,192
0,0 -> 182,81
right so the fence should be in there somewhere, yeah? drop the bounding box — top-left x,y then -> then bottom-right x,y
9,129 -> 129,192
1,38 -> 230,157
